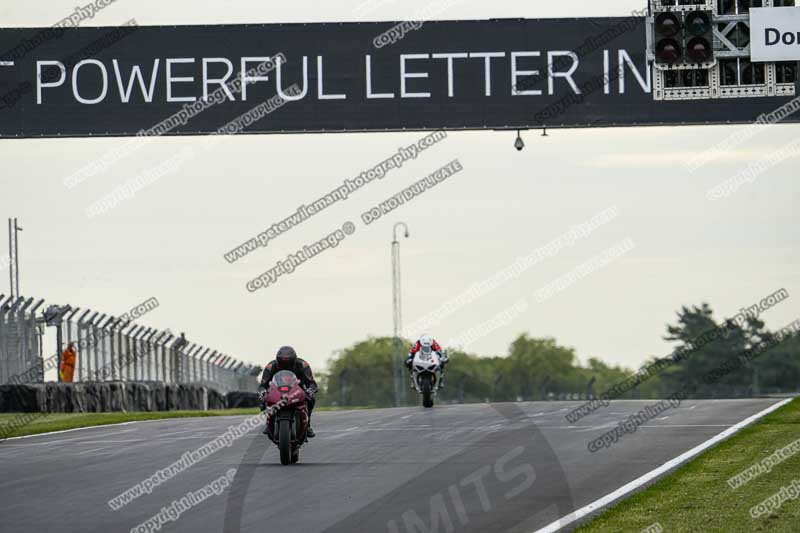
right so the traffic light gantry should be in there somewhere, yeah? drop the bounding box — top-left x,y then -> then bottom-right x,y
647,0 -> 798,100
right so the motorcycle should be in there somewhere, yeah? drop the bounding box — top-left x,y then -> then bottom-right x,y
263,370 -> 310,465
411,349 -> 447,408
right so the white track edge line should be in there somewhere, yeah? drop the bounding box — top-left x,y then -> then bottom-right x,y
0,414 -> 255,442
0,420 -> 154,441
532,397 -> 794,533
0,408 -> 372,442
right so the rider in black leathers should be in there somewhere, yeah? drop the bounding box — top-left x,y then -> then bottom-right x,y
258,346 -> 318,438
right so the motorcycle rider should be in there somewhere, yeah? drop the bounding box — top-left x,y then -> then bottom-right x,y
405,334 -> 448,385
258,345 -> 318,438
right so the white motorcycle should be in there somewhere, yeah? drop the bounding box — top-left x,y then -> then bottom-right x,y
411,349 -> 447,408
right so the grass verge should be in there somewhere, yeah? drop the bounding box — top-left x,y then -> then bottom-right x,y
576,398 -> 800,533
0,405 -> 368,439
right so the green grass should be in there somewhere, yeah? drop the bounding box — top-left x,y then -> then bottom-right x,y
0,405 -> 367,439
576,398 -> 800,533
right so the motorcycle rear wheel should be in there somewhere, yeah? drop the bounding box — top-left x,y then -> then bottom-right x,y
278,419 -> 292,465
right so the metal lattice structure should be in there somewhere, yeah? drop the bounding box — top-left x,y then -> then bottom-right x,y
647,0 -> 798,100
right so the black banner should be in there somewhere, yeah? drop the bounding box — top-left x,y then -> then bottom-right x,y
0,17 -> 797,138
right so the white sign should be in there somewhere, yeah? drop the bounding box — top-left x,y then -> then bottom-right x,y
751,7 -> 800,62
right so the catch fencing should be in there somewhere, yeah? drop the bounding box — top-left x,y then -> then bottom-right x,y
0,294 -> 44,385
0,294 -> 259,393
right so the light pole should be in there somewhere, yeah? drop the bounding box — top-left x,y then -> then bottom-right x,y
391,222 -> 409,407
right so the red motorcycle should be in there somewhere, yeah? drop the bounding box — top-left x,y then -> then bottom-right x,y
264,370 -> 309,465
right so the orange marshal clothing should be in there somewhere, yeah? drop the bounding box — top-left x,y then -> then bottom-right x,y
59,346 -> 76,382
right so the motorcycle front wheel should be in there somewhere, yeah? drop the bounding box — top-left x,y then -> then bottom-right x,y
421,374 -> 434,408
278,419 -> 292,465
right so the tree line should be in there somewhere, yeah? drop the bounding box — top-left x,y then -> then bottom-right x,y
317,303 -> 800,407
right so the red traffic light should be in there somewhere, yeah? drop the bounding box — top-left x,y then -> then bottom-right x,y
687,37 -> 712,63
655,13 -> 681,37
656,39 -> 682,64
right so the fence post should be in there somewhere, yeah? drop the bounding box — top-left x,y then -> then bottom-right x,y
215,355 -> 224,387
210,354 -> 219,387
198,348 -> 210,384
109,317 -> 126,381
193,347 -> 203,384
137,326 -> 149,381
207,350 -> 218,386
107,318 -> 118,381
170,337 -> 179,383
130,325 -> 145,381
190,344 -> 203,382
222,357 -> 235,392
155,329 -> 170,379
124,325 -> 136,381
84,312 -> 100,381
140,327 -> 154,381
120,323 -> 134,382
16,298 -> 32,380
63,309 -> 81,380
75,310 -> 92,382
46,304 -> 66,380
221,356 -> 232,389
188,344 -> 200,382
83,311 -> 100,381
29,299 -> 45,382
161,333 -> 174,383
143,328 -> 157,381
133,327 -> 146,381
99,316 -> 115,381
92,313 -> 108,381
178,334 -> 189,383
152,330 -> 163,382
0,295 -> 8,383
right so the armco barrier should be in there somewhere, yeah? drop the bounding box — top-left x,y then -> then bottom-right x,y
225,391 -> 260,408
0,382 -> 228,413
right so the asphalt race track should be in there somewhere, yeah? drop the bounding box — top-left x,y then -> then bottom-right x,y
0,399 -> 784,533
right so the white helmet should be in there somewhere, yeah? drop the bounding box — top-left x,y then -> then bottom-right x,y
419,334 -> 434,354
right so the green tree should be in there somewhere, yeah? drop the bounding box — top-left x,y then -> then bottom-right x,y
316,306 -> 800,407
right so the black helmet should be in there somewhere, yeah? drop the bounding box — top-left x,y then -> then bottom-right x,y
276,346 -> 297,370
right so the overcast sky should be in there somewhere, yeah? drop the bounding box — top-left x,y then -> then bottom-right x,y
1,0 -> 798,375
